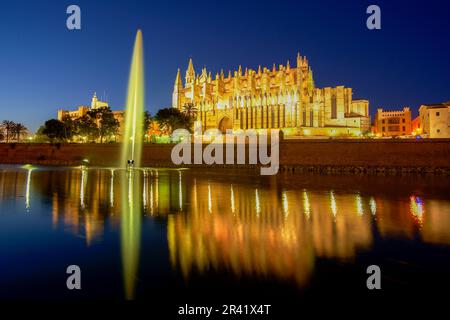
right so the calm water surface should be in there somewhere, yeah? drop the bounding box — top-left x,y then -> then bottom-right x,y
0,165 -> 449,303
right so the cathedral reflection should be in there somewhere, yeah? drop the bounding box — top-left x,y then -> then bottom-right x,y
0,167 -> 449,293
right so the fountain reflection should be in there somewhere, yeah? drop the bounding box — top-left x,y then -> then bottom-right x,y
120,170 -> 142,300
22,164 -> 36,210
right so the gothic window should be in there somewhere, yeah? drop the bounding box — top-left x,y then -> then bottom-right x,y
310,110 -> 313,127
331,96 -> 337,119
271,108 -> 275,128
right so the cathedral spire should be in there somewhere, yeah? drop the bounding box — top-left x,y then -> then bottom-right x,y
174,68 -> 182,88
297,52 -> 301,67
187,58 -> 195,74
185,58 -> 195,84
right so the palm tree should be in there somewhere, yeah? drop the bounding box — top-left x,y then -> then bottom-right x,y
1,120 -> 15,143
181,103 -> 198,119
155,108 -> 185,135
12,123 -> 28,142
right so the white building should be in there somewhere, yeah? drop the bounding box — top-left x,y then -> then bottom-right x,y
419,102 -> 450,138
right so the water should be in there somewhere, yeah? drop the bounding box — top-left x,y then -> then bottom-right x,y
1,165 -> 449,306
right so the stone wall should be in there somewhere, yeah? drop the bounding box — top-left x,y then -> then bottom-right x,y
0,139 -> 449,174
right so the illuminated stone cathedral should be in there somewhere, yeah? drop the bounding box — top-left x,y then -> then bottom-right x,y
172,53 -> 370,136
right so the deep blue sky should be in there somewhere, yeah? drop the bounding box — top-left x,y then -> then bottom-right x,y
0,0 -> 449,131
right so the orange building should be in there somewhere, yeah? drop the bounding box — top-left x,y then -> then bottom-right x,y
411,116 -> 421,135
373,107 -> 412,137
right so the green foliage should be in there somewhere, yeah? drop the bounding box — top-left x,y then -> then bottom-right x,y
143,111 -> 153,141
1,120 -> 16,143
99,109 -> 120,142
181,102 -> 198,119
38,107 -> 121,143
61,115 -> 75,141
74,115 -> 98,142
34,126 -> 50,142
155,107 -> 193,134
12,123 -> 28,142
0,120 -> 28,142
42,119 -> 68,142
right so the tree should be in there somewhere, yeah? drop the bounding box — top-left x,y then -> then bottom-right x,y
61,115 -> 75,141
1,120 -> 15,143
99,110 -> 120,143
74,115 -> 98,142
181,102 -> 198,119
155,108 -> 191,135
181,103 -> 198,131
35,126 -> 50,142
83,107 -> 120,143
144,111 -> 153,142
42,119 -> 67,142
12,123 -> 28,142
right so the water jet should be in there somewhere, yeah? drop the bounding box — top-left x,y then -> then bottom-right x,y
120,29 -> 145,300
121,29 -> 144,169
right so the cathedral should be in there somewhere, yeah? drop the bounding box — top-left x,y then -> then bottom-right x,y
173,53 -> 370,136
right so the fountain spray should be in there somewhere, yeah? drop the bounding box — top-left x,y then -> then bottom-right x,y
121,29 -> 144,169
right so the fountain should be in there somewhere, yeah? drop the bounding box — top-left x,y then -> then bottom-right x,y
121,29 -> 145,169
120,29 -> 145,300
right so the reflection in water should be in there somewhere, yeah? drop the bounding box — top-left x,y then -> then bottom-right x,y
255,188 -> 261,216
370,197 -> 377,216
330,191 -> 337,217
80,168 -> 87,209
356,193 -> 364,216
231,185 -> 235,214
410,196 -> 424,225
23,164 -> 36,210
1,167 -> 450,297
121,170 -> 142,300
303,190 -> 311,218
110,169 -> 115,208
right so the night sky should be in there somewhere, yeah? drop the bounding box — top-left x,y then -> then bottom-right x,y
0,0 -> 449,131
